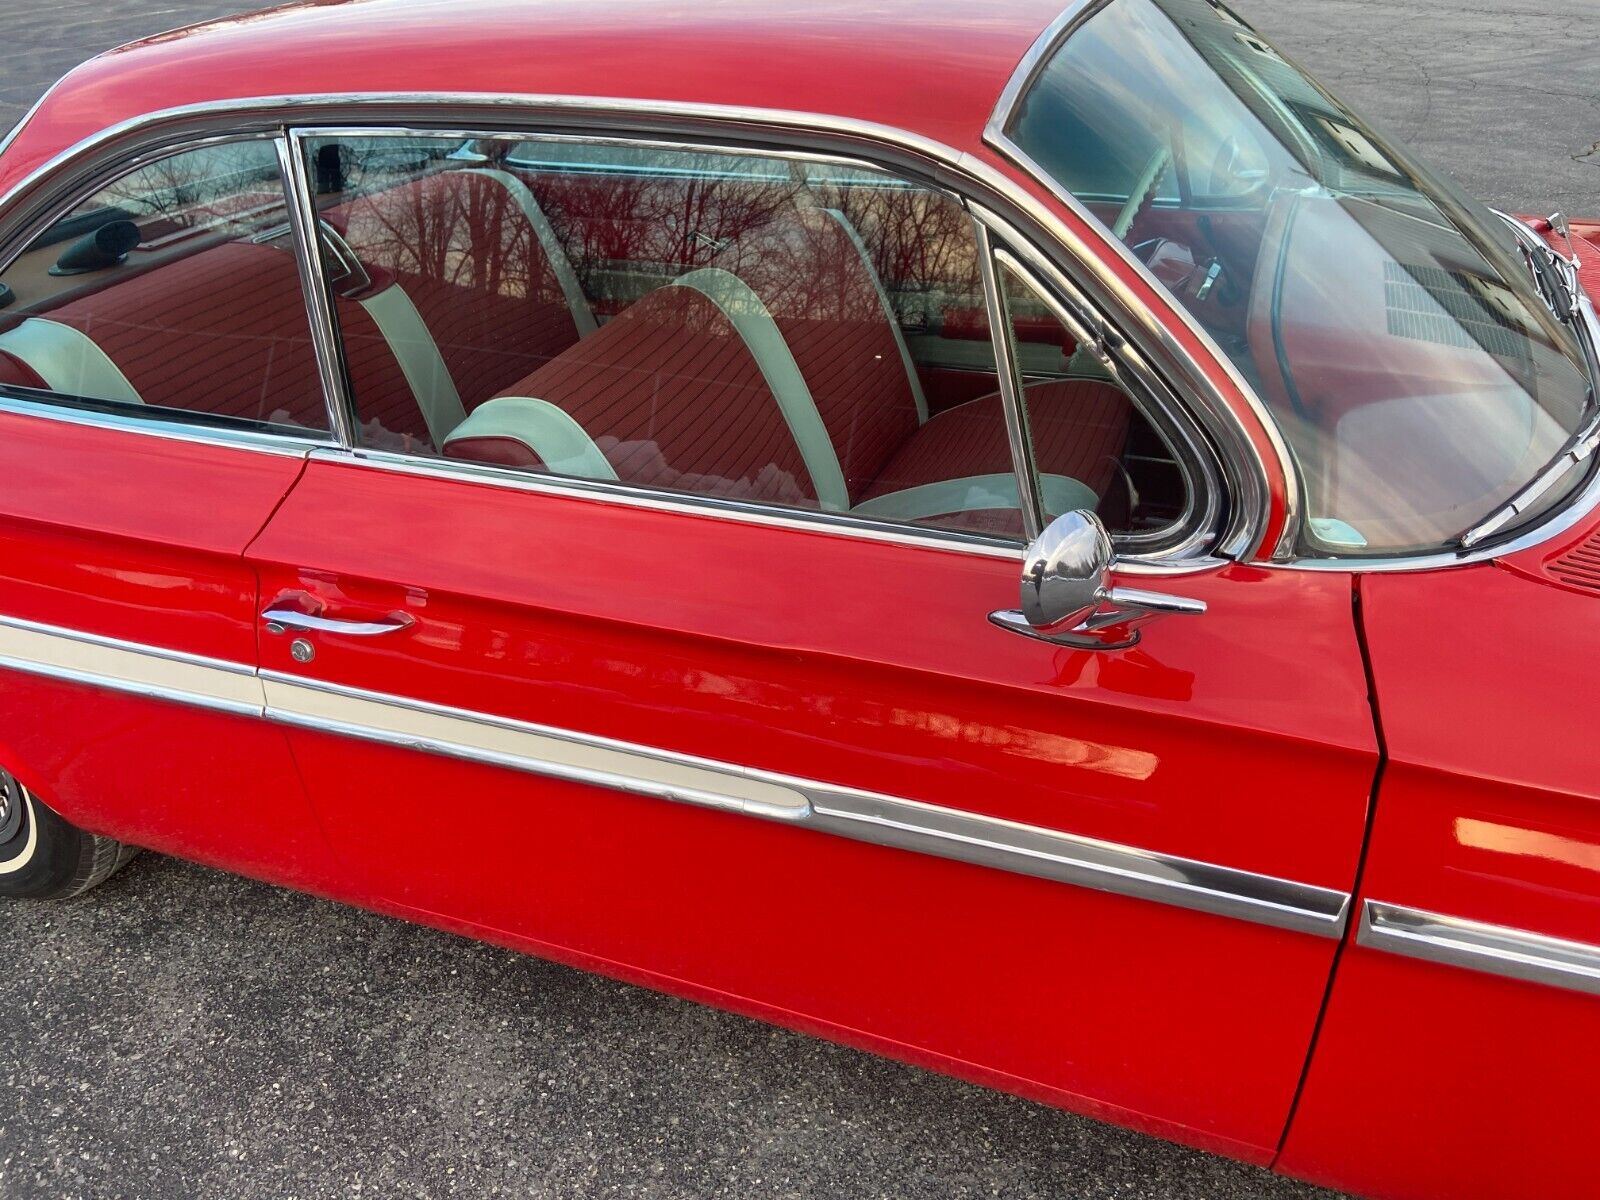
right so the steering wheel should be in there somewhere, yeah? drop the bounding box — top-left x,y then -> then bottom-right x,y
1112,146 -> 1173,241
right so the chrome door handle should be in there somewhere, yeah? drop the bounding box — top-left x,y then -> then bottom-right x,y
261,608 -> 415,637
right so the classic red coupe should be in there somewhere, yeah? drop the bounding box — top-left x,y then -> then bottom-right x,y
0,1 -> 1593,1196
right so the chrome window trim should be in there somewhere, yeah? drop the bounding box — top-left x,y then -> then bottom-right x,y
315,445 -> 1027,559
0,597 -> 1355,935
975,221 -> 1047,541
5,95 -> 1578,568
984,233 -> 1223,562
0,391 -> 328,458
0,93 -> 1273,573
1359,900 -> 1600,997
278,135 -> 360,447
285,121 -> 1220,567
984,0 -> 1600,572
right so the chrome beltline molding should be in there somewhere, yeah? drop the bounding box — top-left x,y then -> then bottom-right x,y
0,605 -> 1347,937
1359,900 -> 1600,997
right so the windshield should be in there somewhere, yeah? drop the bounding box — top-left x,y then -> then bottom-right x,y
1005,0 -> 1593,556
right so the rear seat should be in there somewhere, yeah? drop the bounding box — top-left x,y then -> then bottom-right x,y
326,168 -> 596,441
443,276 -> 817,507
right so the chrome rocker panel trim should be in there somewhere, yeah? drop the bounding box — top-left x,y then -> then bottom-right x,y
1359,900 -> 1600,998
0,608 -> 1346,937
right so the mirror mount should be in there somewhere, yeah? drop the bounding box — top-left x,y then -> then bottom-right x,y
989,510 -> 1206,650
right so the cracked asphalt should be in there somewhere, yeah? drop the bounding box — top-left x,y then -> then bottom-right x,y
0,1 -> 1594,1197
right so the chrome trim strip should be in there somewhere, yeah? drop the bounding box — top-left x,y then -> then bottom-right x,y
808,795 -> 1348,937
983,1 -> 1303,561
279,134 -> 359,448
312,446 -> 1028,559
0,94 -> 1275,567
0,612 -> 262,716
261,671 -> 815,823
975,221 -> 1045,540
1359,901 -> 1600,997
0,392 -> 326,458
0,603 -> 1348,935
258,668 -> 1347,936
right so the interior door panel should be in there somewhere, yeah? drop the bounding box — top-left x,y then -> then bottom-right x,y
247,454 -> 1377,1159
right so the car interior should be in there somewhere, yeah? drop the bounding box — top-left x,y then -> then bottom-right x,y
0,136 -> 1191,542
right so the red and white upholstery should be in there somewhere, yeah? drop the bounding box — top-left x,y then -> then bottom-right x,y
443,198 -> 1136,532
707,205 -> 1133,525
445,280 -> 816,507
0,241 -> 333,427
329,169 -> 596,441
856,381 -> 1132,534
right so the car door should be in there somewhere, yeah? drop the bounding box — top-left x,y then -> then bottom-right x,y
0,136 -> 341,891
246,126 -> 1378,1160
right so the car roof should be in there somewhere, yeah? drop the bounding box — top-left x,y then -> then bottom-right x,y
7,0 -> 1070,171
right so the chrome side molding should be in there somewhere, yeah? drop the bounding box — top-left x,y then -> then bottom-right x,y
261,670 -> 1348,938
1359,900 -> 1600,997
0,607 -> 1347,938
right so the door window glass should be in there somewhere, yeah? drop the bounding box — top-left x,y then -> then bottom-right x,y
301,133 -> 1187,541
0,139 -> 329,433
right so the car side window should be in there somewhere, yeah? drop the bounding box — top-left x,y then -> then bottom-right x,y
301,133 -> 1188,541
0,140 -> 331,434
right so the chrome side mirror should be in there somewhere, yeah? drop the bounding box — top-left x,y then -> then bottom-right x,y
990,510 -> 1206,649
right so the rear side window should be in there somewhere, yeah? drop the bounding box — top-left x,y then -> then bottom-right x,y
0,139 -> 330,434
299,132 -> 1188,542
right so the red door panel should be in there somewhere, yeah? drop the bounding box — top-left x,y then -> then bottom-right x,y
249,455 -> 1377,1158
1279,561 -> 1600,1199
0,408 -> 336,890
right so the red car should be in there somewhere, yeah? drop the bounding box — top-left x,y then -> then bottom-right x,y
0,1 -> 1594,1196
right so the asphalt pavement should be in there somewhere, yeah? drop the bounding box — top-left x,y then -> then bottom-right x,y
1,1 -> 1595,1197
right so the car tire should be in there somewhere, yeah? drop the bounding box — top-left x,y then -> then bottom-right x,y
0,772 -> 139,900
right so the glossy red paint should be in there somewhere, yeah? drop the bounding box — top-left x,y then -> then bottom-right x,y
245,455 -> 1375,1158
0,409 -> 341,890
8,4 -> 1596,1195
1278,547 -> 1600,1198
0,0 -> 1063,182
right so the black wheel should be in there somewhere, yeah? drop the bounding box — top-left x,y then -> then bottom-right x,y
0,772 -> 138,899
